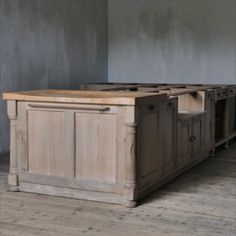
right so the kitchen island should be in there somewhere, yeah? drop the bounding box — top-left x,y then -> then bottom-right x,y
3,89 -> 212,207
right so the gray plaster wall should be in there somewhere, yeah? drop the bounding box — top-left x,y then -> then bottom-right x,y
0,0 -> 108,153
108,0 -> 236,84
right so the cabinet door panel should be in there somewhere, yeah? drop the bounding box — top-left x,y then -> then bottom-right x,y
137,111 -> 161,188
177,120 -> 191,168
28,110 -> 69,177
75,113 -> 117,185
192,115 -> 204,159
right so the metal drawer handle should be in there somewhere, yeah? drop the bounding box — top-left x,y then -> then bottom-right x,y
28,104 -> 110,112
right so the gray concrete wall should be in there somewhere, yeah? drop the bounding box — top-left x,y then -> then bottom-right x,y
0,0 -> 108,153
108,0 -> 236,84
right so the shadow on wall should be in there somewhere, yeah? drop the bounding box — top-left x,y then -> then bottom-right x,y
108,0 -> 236,84
0,0 -> 108,153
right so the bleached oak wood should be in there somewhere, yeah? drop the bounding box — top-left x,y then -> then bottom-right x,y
28,110 -> 67,177
7,101 -> 19,187
75,112 -> 117,185
3,84 -> 236,207
2,90 -> 166,106
80,83 -> 236,150
3,93 -> 168,206
123,122 -> 137,208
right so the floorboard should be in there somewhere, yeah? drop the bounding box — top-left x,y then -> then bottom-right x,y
0,143 -> 235,236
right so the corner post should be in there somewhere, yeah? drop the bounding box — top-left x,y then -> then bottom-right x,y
123,122 -> 137,208
7,101 -> 19,189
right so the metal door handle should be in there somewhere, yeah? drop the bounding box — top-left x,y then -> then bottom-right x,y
28,104 -> 110,112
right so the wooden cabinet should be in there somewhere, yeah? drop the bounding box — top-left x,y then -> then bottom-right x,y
213,86 -> 236,148
5,85 -> 234,207
177,113 -> 205,169
5,90 -> 176,207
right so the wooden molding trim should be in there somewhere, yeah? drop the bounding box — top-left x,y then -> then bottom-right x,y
123,122 -> 137,208
7,101 -> 19,186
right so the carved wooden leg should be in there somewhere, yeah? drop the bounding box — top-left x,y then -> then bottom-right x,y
7,101 -> 19,189
123,122 -> 137,208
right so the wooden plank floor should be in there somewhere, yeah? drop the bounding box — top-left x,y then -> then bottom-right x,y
0,143 -> 235,236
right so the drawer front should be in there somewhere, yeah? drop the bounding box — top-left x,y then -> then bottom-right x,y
216,88 -> 228,100
205,90 -> 214,100
228,86 -> 236,97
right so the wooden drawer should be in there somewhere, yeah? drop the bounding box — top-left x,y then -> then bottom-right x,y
205,90 -> 214,100
228,86 -> 236,97
215,88 -> 228,100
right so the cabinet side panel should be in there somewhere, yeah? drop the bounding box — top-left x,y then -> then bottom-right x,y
139,113 -> 158,177
75,113 -> 116,183
28,110 -> 67,177
137,112 -> 161,188
162,100 -> 177,174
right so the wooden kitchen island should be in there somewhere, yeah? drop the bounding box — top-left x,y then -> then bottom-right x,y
3,89 -> 212,207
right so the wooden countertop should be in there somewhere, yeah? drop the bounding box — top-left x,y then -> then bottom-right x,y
2,90 -> 167,105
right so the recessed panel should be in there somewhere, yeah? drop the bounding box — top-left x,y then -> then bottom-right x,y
28,110 -> 68,177
75,113 -> 116,183
138,113 -> 159,178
